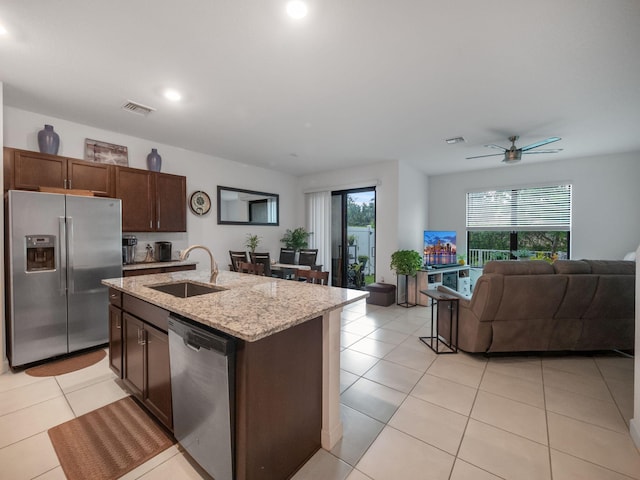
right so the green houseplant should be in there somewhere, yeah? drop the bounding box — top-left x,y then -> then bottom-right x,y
390,250 -> 423,276
280,227 -> 310,251
245,233 -> 261,253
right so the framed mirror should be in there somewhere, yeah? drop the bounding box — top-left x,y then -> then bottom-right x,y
217,186 -> 280,225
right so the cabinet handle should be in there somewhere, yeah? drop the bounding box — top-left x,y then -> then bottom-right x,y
63,179 -> 67,189
68,179 -> 72,189
149,220 -> 153,229
116,318 -> 121,329
157,220 -> 160,229
140,330 -> 147,346
137,327 -> 142,345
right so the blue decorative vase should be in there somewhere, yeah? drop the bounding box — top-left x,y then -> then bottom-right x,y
37,124 -> 60,155
146,148 -> 162,172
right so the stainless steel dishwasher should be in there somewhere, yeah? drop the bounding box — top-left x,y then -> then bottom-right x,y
168,315 -> 235,480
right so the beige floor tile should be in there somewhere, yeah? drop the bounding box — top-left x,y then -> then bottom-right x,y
543,367 -> 612,401
384,344 -> 435,372
480,369 -> 545,408
0,432 -> 60,480
363,360 -> 423,393
400,335 -> 435,352
388,395 -> 467,454
542,356 -> 601,378
356,426 -> 454,480
450,459 -> 502,480
341,331 -> 364,349
340,369 -> 360,394
0,377 -> 63,416
595,356 -> 634,382
345,469 -> 373,480
136,452 -> 211,480
607,377 -> 635,424
349,338 -> 397,359
545,385 -> 628,433
366,328 -> 409,346
381,319 -> 422,335
458,419 -> 551,480
291,448 -> 352,480
341,378 -> 406,423
342,321 -> 379,337
547,412 -> 640,479
33,466 -> 66,479
436,351 -> 488,369
471,390 -> 548,444
485,356 -> 543,384
342,309 -> 367,322
0,370 -> 45,393
331,404 -> 384,466
0,396 -> 74,448
119,445 -> 182,480
410,373 -> 477,416
65,377 -> 129,417
340,350 -> 379,376
54,349 -> 114,394
427,357 -> 484,388
550,449 -> 635,480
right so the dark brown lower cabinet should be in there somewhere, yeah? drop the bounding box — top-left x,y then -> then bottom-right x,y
108,304 -> 123,377
123,311 -> 173,430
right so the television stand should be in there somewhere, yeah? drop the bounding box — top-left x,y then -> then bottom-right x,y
411,265 -> 470,306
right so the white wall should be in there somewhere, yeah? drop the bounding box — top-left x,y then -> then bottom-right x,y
398,161 -> 429,252
0,83 -> 6,374
4,107 -> 298,269
428,152 -> 640,260
298,160 -> 400,284
633,244 -> 640,449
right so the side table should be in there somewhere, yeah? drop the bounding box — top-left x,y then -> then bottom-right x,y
419,289 -> 459,354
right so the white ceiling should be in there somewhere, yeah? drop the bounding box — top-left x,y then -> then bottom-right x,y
1,0 -> 639,176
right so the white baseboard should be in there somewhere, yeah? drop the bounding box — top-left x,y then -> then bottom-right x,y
1,357 -> 9,375
631,418 -> 640,450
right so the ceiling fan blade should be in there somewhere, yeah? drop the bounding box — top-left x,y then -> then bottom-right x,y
484,144 -> 507,151
521,137 -> 561,151
465,153 -> 505,159
522,149 -> 564,154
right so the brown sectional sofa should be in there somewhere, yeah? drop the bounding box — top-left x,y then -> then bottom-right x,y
437,260 -> 635,353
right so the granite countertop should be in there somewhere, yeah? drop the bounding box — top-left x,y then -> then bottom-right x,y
122,260 -> 197,271
102,270 -> 368,342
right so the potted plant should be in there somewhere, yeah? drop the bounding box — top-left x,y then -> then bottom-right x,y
280,227 -> 310,251
390,250 -> 423,276
245,233 -> 260,253
390,250 -> 423,307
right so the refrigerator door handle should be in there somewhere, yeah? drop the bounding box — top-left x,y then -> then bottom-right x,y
58,216 -> 67,296
67,216 -> 75,294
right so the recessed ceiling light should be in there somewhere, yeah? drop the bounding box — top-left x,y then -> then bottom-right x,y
286,1 -> 308,19
0,25 -> 8,36
163,89 -> 182,102
445,136 -> 465,144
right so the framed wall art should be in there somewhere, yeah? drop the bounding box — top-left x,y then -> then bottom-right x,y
84,139 -> 129,166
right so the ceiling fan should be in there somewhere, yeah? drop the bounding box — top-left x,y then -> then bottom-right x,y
466,135 -> 563,164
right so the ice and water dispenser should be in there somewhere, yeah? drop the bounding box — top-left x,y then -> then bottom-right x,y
25,235 -> 56,271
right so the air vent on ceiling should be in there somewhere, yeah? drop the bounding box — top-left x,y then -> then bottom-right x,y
121,100 -> 156,116
445,136 -> 465,144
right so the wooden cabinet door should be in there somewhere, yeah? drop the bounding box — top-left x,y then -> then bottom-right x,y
108,304 -> 123,378
67,159 -> 113,196
155,172 -> 186,232
13,150 -> 66,190
116,167 -> 154,232
144,324 -> 173,429
123,313 -> 145,398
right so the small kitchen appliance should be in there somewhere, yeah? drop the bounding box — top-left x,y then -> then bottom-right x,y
154,241 -> 172,262
122,235 -> 137,264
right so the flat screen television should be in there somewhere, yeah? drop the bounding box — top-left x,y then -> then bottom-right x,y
423,230 -> 457,267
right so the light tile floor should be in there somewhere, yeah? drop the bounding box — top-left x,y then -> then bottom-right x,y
1,300 -> 638,479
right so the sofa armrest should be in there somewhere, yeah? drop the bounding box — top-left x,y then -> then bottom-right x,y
436,285 -> 471,308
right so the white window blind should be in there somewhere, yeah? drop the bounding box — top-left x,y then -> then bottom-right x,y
466,184 -> 572,231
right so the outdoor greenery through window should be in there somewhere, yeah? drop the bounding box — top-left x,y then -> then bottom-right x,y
466,184 -> 571,266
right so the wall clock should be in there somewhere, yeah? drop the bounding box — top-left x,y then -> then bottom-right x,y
189,190 -> 211,215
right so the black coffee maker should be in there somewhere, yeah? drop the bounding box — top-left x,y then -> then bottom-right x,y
154,241 -> 172,262
122,235 -> 137,264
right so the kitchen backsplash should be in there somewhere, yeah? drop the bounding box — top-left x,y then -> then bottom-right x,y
130,232 -> 189,262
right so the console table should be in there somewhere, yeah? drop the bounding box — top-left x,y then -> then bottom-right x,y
419,289 -> 459,354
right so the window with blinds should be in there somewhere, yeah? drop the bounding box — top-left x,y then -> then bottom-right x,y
466,184 -> 572,231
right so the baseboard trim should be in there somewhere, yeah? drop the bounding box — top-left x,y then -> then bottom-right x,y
630,418 -> 640,449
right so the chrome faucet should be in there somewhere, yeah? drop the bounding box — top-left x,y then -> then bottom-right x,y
179,245 -> 219,284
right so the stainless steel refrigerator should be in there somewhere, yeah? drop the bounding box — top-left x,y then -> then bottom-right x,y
6,190 -> 122,367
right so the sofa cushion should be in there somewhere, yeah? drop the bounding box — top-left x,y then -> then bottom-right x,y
483,260 -> 554,275
583,260 -> 635,275
553,260 -> 591,274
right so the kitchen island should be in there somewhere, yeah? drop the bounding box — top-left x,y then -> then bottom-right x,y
103,269 -> 367,480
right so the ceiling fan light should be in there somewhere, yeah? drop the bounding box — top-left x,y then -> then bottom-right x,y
503,150 -> 522,163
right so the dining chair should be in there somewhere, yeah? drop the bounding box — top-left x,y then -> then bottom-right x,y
249,252 -> 272,277
300,269 -> 329,285
298,248 -> 318,267
229,250 -> 248,272
278,248 -> 296,265
238,261 -> 264,275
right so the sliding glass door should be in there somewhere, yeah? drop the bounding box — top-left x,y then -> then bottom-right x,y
331,187 -> 376,289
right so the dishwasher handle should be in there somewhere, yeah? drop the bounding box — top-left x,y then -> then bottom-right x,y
168,315 -> 234,356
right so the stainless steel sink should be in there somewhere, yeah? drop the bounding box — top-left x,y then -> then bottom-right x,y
147,281 -> 227,298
